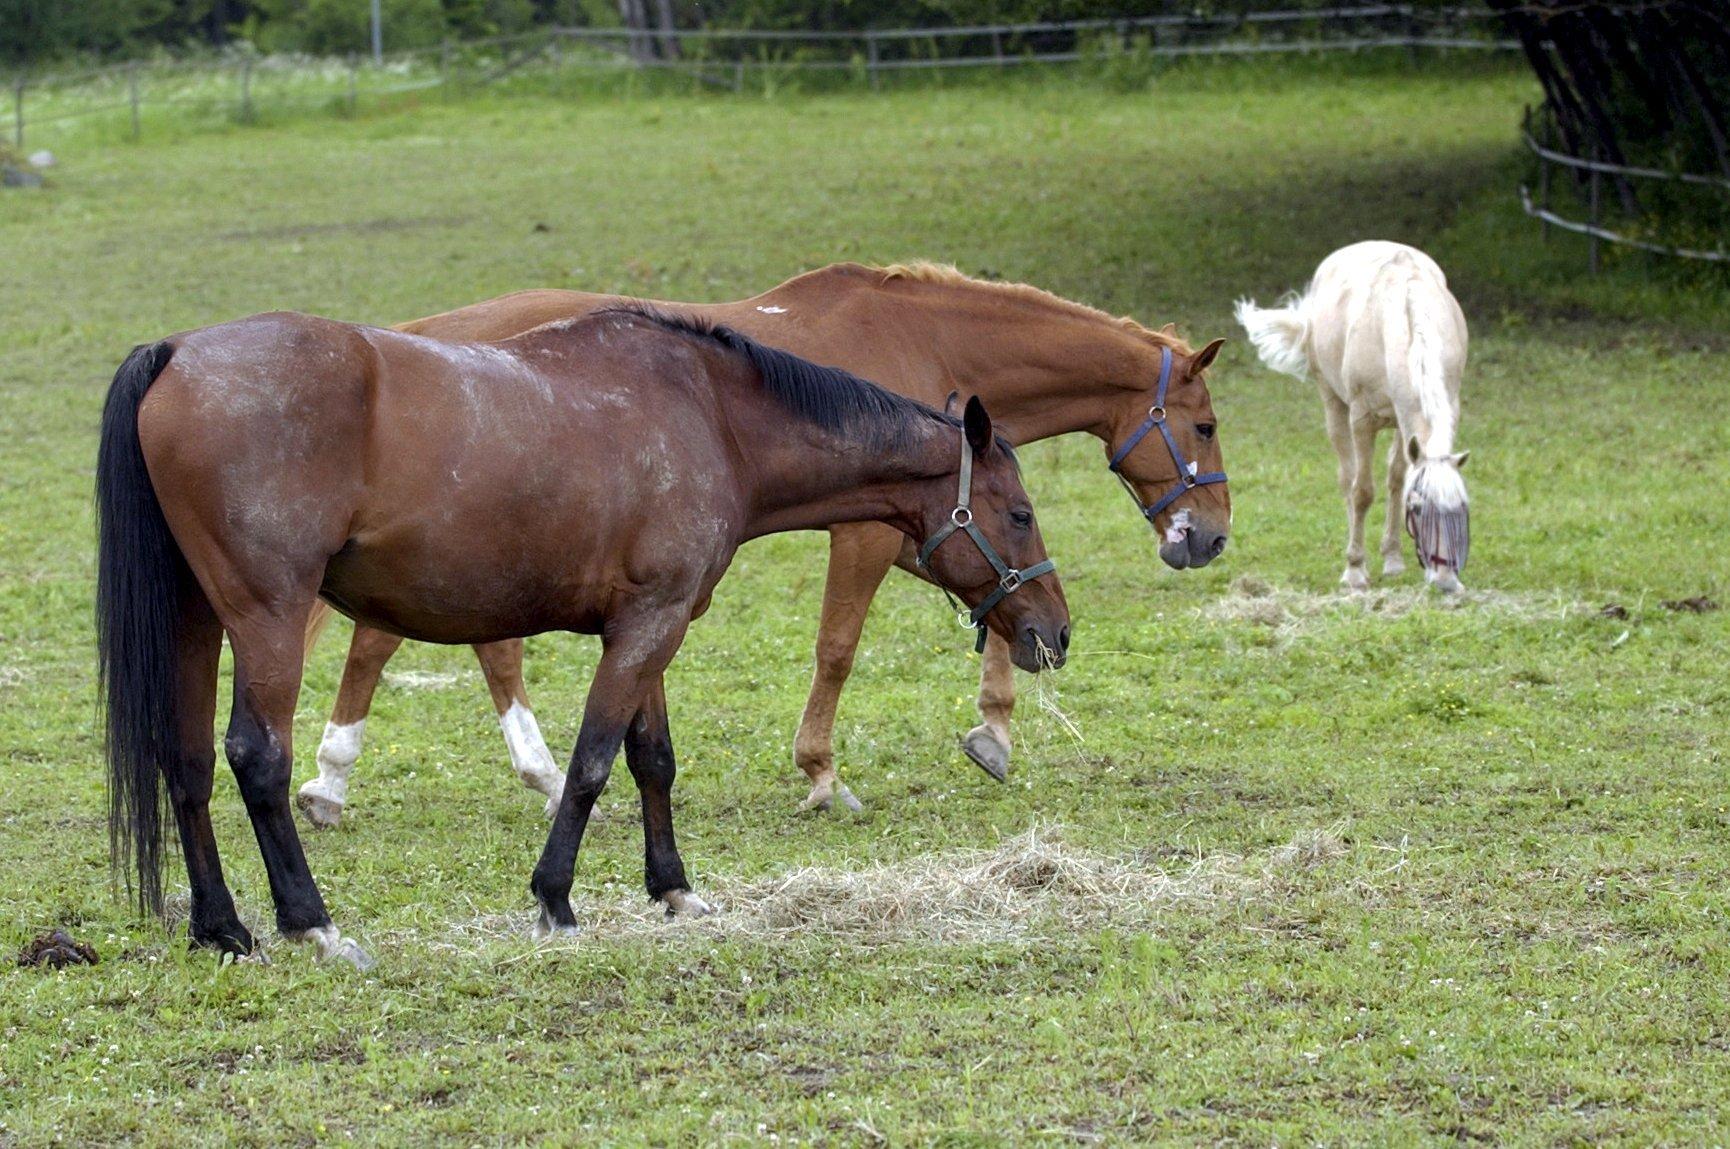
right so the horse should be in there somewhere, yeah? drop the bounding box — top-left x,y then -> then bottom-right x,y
294,262 -> 1230,828
96,307 -> 1067,967
1235,241 -> 1469,593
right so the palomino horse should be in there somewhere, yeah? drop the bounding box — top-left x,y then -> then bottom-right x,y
96,308 -> 1066,966
1235,241 -> 1469,592
296,262 -> 1229,827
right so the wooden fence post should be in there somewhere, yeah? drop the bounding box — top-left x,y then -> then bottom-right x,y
1588,150 -> 1602,275
440,39 -> 453,100
348,54 -> 359,115
239,58 -> 253,122
1538,107 -> 1551,244
866,33 -> 880,90
129,62 -> 141,140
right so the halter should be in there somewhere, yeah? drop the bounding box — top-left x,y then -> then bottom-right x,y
1107,345 -> 1228,525
915,431 -> 1058,653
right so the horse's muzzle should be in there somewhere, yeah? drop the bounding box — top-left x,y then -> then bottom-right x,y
1158,525 -> 1227,571
1014,622 -> 1069,672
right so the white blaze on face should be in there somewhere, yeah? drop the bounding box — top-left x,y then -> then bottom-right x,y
1163,507 -> 1193,547
500,701 -> 562,796
755,305 -> 788,314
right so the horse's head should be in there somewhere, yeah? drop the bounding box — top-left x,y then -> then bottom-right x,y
1403,436 -> 1470,593
1105,336 -> 1231,570
916,397 -> 1069,673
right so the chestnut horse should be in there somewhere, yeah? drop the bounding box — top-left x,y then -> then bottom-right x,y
298,263 -> 1231,826
96,308 -> 1066,966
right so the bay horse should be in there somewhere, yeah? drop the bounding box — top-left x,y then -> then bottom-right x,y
1235,242 -> 1469,593
296,262 -> 1230,827
96,307 -> 1066,966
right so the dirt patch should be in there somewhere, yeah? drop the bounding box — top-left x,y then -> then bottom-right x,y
1661,596 -> 1718,614
219,215 -> 468,242
17,929 -> 99,969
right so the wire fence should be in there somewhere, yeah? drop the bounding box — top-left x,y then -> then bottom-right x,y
0,6 -> 1514,154
1518,103 -> 1730,271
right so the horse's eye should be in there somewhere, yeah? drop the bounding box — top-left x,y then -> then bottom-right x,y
1010,509 -> 1033,529
1196,423 -> 1216,441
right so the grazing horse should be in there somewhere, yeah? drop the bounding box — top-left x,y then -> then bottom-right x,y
96,308 -> 1067,966
1235,241 -> 1469,592
296,262 -> 1230,827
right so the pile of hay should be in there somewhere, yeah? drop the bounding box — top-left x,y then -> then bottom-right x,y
396,824 -> 1346,955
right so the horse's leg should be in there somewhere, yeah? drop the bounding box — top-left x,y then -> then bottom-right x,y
1381,438 -> 1409,577
1323,396 -> 1369,592
226,612 -> 370,968
531,608 -> 689,937
792,524 -> 901,813
164,589 -> 255,955
473,639 -> 565,818
623,674 -> 708,917
1345,415 -> 1379,588
297,623 -> 403,829
961,631 -> 1015,782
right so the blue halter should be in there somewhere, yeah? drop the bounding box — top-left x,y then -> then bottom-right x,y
1107,345 -> 1227,523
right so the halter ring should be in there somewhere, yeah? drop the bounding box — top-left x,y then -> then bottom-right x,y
951,506 -> 973,527
1182,472 -> 1197,488
957,610 -> 977,628
1148,405 -> 1165,422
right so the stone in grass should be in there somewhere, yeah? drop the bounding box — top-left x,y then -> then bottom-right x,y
2,164 -> 43,188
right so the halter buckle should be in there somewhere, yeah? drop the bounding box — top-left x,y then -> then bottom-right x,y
999,569 -> 1024,594
1182,471 -> 1197,488
951,506 -> 973,527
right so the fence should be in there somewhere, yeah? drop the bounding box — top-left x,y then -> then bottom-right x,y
1519,103 -> 1730,272
1,7 -> 1515,153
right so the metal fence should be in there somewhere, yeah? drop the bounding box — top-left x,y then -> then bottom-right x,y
1,6 -> 1514,152
1519,103 -> 1730,271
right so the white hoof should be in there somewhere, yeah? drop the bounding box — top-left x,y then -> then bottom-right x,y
661,889 -> 713,918
541,793 -> 562,820
1340,567 -> 1370,593
1382,554 -> 1406,577
532,904 -> 580,941
961,725 -> 1011,782
1428,569 -> 1464,595
295,784 -> 345,829
290,925 -> 374,971
799,777 -> 862,813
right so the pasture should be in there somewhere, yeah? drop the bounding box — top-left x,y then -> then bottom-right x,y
3,56 -> 1729,1143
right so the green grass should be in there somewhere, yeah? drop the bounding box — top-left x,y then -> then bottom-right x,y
3,56 -> 1729,1144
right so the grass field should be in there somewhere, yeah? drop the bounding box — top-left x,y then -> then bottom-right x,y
3,55 -> 1729,1144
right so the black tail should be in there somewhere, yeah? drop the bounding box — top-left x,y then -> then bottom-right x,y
95,341 -> 181,917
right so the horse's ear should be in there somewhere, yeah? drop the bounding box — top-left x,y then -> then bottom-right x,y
1159,322 -> 1178,338
963,395 -> 994,456
1452,450 -> 1470,470
1407,435 -> 1422,464
1190,338 -> 1225,375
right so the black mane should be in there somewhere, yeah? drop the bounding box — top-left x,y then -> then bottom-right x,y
600,305 -> 1015,460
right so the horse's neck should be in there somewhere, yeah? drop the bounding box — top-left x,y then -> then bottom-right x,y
778,273 -> 1151,445
737,414 -> 951,541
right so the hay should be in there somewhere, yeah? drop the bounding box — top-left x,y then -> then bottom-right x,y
381,824 -> 1347,956
1205,575 -> 1586,638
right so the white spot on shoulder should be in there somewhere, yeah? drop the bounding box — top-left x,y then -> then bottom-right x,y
755,305 -> 788,315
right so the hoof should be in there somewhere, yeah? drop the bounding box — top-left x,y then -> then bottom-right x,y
541,794 -> 562,820
290,925 -> 374,971
661,889 -> 714,918
799,781 -> 863,814
295,785 -> 344,829
962,725 -> 1010,782
1382,554 -> 1406,577
533,903 -> 579,941
1340,568 -> 1370,594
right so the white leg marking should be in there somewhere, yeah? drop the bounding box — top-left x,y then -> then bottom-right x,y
297,720 -> 363,828
287,924 -> 374,970
500,701 -> 565,817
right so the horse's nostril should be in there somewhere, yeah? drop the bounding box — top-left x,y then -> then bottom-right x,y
1058,625 -> 1071,653
1209,535 -> 1228,558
